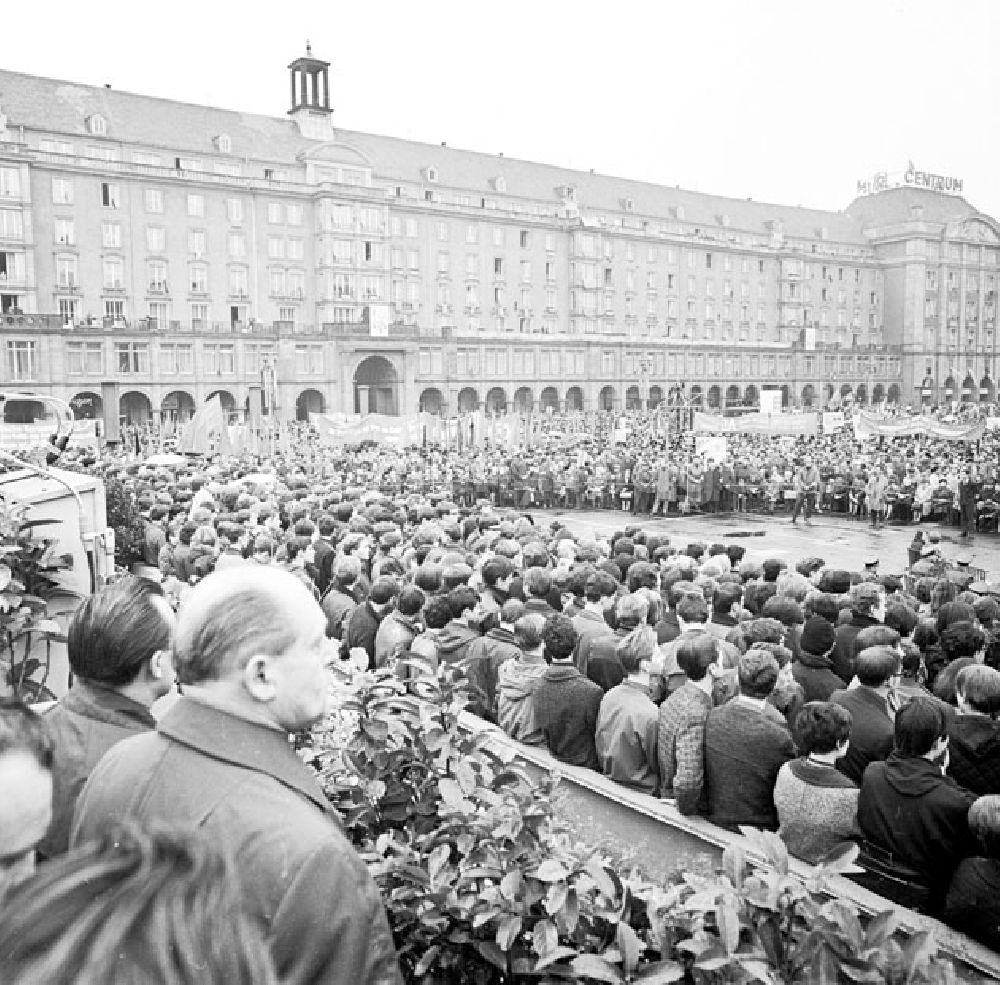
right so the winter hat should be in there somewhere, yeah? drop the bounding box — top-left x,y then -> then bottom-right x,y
800,616 -> 836,656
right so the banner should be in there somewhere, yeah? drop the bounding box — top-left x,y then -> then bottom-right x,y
695,435 -> 727,463
180,395 -> 232,455
313,411 -> 430,448
0,420 -> 98,451
759,390 -> 782,416
692,412 -> 819,436
822,412 -> 846,432
854,412 -> 985,442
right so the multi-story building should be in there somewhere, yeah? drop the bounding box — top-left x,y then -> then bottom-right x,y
0,50 -> 996,429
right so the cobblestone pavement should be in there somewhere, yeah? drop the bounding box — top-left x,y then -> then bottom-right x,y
529,507 -> 1000,580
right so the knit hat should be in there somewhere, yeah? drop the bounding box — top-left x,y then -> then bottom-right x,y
800,616 -> 836,656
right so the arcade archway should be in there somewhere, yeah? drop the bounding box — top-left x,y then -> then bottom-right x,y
354,355 -> 398,415
296,388 -> 325,421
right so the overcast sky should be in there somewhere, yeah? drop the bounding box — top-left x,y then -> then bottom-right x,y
7,0 -> 1000,219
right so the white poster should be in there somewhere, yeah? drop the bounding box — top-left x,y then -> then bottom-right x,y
823,411 -> 846,432
695,435 -> 727,463
760,389 -> 782,415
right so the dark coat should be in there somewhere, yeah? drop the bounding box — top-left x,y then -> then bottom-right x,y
948,713 -> 1000,796
463,627 -> 521,721
71,698 -> 401,985
704,698 -> 796,832
832,613 -> 881,684
39,682 -> 156,859
533,663 -> 603,771
831,686 -> 894,786
858,754 -> 976,899
340,601 -> 383,668
943,857 -> 1000,950
791,649 -> 844,703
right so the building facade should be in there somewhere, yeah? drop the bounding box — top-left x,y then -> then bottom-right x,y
0,51 -> 996,428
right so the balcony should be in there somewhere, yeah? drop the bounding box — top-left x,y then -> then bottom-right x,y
148,281 -> 169,294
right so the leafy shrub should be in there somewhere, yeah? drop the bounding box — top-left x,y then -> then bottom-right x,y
102,474 -> 146,569
311,663 -> 960,984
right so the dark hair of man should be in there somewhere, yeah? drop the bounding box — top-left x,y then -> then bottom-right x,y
958,664 -> 1000,715
626,562 -> 658,593
446,585 -> 479,620
317,514 -> 337,538
855,625 -> 901,652
968,796 -> 1000,858
0,698 -> 53,769
854,645 -> 901,688
178,521 -> 198,546
422,595 -> 453,631
565,565 -> 592,600
762,596 -> 804,628
749,641 -> 792,668
940,621 -> 987,662
397,586 -> 426,619
293,519 -> 315,538
743,581 -> 777,617
676,593 -> 709,625
762,559 -> 784,583
0,821 -> 278,985
930,579 -> 959,611
713,583 -> 742,615
482,557 -> 513,588
369,577 -> 398,607
803,591 -> 840,624
894,697 -> 947,758
523,567 -> 552,599
795,701 -> 852,756
912,619 -> 939,652
676,634 -> 718,682
413,564 -> 441,594
67,576 -> 172,687
737,650 -> 780,699
884,602 -> 919,638
542,614 -> 578,662
936,601 -> 976,635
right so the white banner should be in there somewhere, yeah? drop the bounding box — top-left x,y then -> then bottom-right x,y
0,420 -> 98,450
695,435 -> 727,463
823,411 -> 846,432
759,390 -> 782,415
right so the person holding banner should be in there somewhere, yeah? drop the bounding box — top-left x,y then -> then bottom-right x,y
790,457 -> 821,526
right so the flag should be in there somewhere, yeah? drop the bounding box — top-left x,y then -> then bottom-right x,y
180,395 -> 228,455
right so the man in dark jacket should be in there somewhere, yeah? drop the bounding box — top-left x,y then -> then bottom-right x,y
463,599 -> 523,721
704,650 -> 796,831
791,616 -> 843,703
949,664 -> 1000,795
39,577 -> 176,859
435,585 -> 483,665
831,582 -> 884,684
72,565 -> 401,985
533,615 -> 603,770
831,645 -> 899,786
943,795 -> 1000,950
859,697 -> 977,908
340,576 -> 396,669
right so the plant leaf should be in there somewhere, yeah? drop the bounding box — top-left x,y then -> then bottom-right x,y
532,918 -> 559,959
586,858 -> 617,899
535,859 -> 570,882
717,901 -> 741,955
500,869 -> 523,901
570,953 -> 625,984
412,944 -> 441,978
865,909 -> 899,949
634,959 -> 686,983
428,843 -> 450,882
616,922 -> 642,973
534,945 -> 579,971
496,913 -> 522,951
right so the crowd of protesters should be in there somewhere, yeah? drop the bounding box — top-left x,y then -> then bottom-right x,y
3,411 -> 1000,982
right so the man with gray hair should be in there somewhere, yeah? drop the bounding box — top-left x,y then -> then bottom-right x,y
71,566 -> 401,985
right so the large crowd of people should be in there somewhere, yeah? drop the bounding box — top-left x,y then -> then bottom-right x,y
2,408 -> 1000,982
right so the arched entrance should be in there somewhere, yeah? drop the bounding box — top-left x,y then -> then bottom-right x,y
920,375 -> 935,405
354,355 -> 398,415
539,386 -> 559,412
744,384 -> 758,407
648,385 -> 663,409
943,376 -> 956,402
565,386 -> 584,411
598,385 -> 616,411
707,385 -> 721,409
887,383 -> 900,405
513,387 -> 533,412
725,384 -> 740,408
161,390 -> 196,423
625,385 -> 642,410
70,391 -> 103,420
801,384 -> 815,409
855,384 -> 868,407
872,383 -> 885,404
689,385 -> 703,406
419,387 -> 444,414
296,388 -> 325,421
981,375 -> 995,403
457,387 -> 478,413
120,391 -> 152,425
962,375 -> 976,403
780,385 -> 790,409
485,387 -> 507,413
208,390 -> 236,420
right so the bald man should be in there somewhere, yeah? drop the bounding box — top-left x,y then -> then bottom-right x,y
71,566 -> 401,985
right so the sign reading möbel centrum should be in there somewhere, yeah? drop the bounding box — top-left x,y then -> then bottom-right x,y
856,165 -> 964,197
